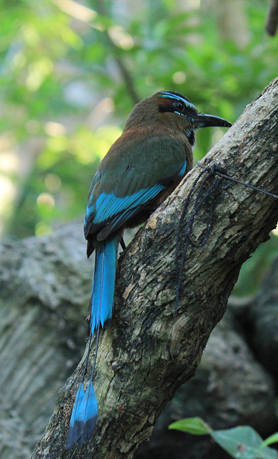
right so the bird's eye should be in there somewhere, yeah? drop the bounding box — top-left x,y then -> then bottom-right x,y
173,100 -> 184,111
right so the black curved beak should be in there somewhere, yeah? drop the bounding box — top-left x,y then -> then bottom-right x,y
193,113 -> 232,129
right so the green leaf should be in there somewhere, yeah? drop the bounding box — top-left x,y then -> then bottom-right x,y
211,426 -> 278,459
259,432 -> 278,449
169,417 -> 212,435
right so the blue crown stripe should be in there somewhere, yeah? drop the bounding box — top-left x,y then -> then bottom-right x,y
159,92 -> 196,111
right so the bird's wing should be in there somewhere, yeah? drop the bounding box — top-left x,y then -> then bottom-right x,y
84,135 -> 187,243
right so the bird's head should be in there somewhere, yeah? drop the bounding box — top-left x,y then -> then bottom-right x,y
156,91 -> 232,145
124,90 -> 232,145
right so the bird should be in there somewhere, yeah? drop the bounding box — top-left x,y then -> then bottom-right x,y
66,90 -> 231,449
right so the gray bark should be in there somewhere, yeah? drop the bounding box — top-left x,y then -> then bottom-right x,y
0,224 -> 92,458
1,78 -> 278,458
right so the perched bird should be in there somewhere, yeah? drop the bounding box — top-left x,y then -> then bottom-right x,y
66,91 -> 231,449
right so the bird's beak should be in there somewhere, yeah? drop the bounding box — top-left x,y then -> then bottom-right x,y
193,113 -> 232,129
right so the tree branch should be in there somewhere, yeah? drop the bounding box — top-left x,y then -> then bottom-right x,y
32,77 -> 278,458
95,0 -> 141,105
265,0 -> 278,36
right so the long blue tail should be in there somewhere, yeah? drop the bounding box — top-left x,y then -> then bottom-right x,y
66,235 -> 118,449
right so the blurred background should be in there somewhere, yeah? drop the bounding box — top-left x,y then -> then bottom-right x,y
1,0 -> 278,296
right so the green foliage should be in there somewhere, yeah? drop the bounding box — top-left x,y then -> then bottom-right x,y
169,416 -> 212,435
261,433 -> 278,450
169,417 -> 278,459
0,0 -> 277,293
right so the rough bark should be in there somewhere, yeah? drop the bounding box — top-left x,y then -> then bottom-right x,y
0,225 -> 92,459
16,77 -> 278,457
1,232 -> 276,459
136,309 -> 277,459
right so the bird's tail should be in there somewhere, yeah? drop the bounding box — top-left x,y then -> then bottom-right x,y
90,236 -> 119,334
66,235 -> 118,449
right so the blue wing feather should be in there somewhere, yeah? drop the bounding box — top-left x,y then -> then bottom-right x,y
93,183 -> 165,224
84,161 -> 186,237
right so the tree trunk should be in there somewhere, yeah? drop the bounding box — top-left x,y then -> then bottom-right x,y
18,77 -> 278,457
